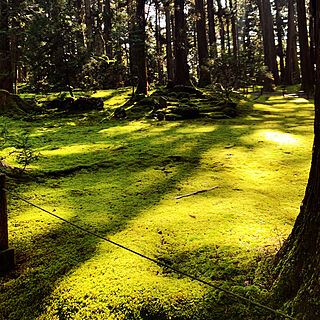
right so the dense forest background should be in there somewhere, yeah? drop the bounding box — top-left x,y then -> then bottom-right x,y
0,0 -> 315,96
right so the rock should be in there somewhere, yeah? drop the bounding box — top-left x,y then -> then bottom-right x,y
0,89 -> 32,114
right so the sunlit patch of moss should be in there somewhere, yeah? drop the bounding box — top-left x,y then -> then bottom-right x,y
0,92 -> 315,319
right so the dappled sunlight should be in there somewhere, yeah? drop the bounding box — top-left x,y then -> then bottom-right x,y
261,131 -> 301,145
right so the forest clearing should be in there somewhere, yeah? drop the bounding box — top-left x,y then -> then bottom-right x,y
0,89 -> 315,319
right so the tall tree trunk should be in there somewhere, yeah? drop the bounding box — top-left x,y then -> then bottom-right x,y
216,0 -> 225,54
0,0 -> 13,92
84,0 -> 93,52
155,1 -> 163,84
274,0 -> 285,83
174,0 -> 190,85
164,2 -> 174,82
134,0 -> 148,94
257,0 -> 279,91
127,0 -> 135,80
95,0 -> 105,55
297,0 -> 313,95
207,0 -> 217,57
103,0 -> 112,58
285,0 -> 300,85
309,1 -> 315,80
229,0 -> 238,59
271,5 -> 320,318
195,0 -> 210,86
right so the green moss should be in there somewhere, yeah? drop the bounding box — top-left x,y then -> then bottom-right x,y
0,91 -> 314,319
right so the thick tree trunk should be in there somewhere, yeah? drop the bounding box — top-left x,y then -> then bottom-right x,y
257,0 -> 279,91
0,0 -> 13,92
195,0 -> 210,87
271,3 -> 320,318
207,0 -> 217,57
285,0 -> 300,85
164,2 -> 174,82
274,0 -> 285,83
174,0 -> 190,85
297,0 -> 314,95
134,0 -> 148,95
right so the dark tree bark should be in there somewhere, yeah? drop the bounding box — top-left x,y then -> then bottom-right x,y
274,0 -> 285,83
155,1 -> 164,84
0,0 -> 13,92
174,0 -> 190,85
297,0 -> 314,95
271,3 -> 320,318
164,1 -> 174,82
195,0 -> 210,86
229,0 -> 238,59
257,0 -> 279,91
103,0 -> 112,57
207,0 -> 217,57
84,0 -> 94,51
216,0 -> 225,54
285,0 -> 300,85
134,0 -> 148,94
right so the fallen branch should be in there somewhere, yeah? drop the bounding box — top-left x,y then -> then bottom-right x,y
173,186 -> 218,200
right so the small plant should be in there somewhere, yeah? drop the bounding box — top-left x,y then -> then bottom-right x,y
0,125 -> 40,172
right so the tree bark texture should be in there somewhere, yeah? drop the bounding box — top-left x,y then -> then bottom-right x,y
207,0 -> 217,57
84,0 -> 94,51
285,0 -> 300,85
174,0 -> 190,85
271,2 -> 320,318
297,0 -> 314,95
216,0 -> 225,54
164,2 -> 174,82
0,0 -> 13,92
134,0 -> 148,95
195,0 -> 210,86
274,0 -> 285,83
229,0 -> 238,59
103,0 -> 112,57
257,0 -> 279,90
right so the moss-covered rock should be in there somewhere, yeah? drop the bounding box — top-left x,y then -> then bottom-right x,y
0,89 -> 32,114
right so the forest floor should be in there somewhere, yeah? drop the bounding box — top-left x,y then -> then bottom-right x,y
0,88 -> 314,319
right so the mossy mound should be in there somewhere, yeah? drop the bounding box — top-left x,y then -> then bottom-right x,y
0,89 -> 32,115
46,96 -> 104,112
139,87 -> 238,121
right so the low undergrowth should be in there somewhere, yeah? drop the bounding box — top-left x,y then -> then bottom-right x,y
0,88 -> 314,319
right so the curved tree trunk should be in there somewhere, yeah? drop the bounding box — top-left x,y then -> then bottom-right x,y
271,3 -> 320,318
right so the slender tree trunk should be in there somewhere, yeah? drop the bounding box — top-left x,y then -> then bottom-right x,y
174,0 -> 190,85
257,0 -> 279,90
0,0 -> 13,92
285,0 -> 300,85
103,0 -> 112,58
297,0 -> 314,95
195,0 -> 210,86
95,0 -> 105,55
229,0 -> 238,59
274,0 -> 285,83
309,2 -> 315,80
164,2 -> 174,82
134,0 -> 148,95
155,1 -> 163,84
216,0 -> 225,54
207,0 -> 217,57
84,0 -> 94,52
271,6 -> 320,318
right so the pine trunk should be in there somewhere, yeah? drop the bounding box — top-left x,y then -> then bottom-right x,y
274,0 -> 285,83
257,0 -> 279,90
134,0 -> 148,95
103,0 -> 112,58
285,0 -> 300,85
297,0 -> 314,95
216,0 -> 225,54
174,0 -> 190,86
0,0 -> 12,92
164,3 -> 174,82
207,0 -> 217,57
195,0 -> 210,87
271,3 -> 320,318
